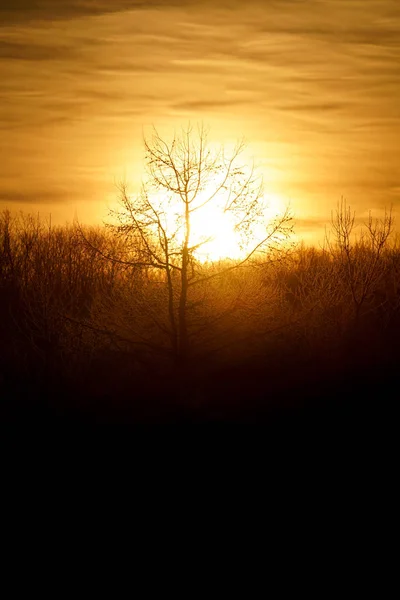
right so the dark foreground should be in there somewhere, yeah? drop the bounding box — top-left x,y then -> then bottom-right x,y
1,347 -> 398,429
1,213 -> 399,429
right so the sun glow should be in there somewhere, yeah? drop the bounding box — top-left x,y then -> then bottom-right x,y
147,188 -> 287,263
193,194 -> 287,262
190,200 -> 244,262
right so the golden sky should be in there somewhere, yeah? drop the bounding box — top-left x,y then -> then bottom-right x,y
1,0 -> 399,242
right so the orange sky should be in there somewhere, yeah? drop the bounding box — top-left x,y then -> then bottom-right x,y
0,0 -> 399,243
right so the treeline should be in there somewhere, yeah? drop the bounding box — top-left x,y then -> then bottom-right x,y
0,206 -> 399,423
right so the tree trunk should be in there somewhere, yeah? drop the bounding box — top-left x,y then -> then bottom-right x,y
178,200 -> 190,364
178,247 -> 189,364
165,265 -> 178,360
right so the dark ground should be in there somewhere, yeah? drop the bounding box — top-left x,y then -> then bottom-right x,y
1,348 -> 397,429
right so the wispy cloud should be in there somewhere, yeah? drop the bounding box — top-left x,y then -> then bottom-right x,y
0,1 -> 174,24
0,0 -> 399,229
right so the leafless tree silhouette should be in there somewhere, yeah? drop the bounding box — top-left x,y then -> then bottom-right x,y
326,198 -> 394,326
88,124 -> 293,364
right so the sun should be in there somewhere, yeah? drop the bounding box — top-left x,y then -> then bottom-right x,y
147,188 -> 286,263
189,185 -> 288,262
189,201 -> 244,262
113,171 -> 288,265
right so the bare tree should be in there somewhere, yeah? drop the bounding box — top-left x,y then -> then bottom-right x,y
326,197 -> 394,325
86,125 -> 293,364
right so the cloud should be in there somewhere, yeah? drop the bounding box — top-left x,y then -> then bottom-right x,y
294,217 -> 330,231
277,102 -> 347,113
0,39 -> 78,61
0,188 -> 72,204
0,1 -> 175,24
0,0 -> 399,230
171,99 -> 247,113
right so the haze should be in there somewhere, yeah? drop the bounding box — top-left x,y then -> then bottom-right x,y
1,0 -> 399,242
